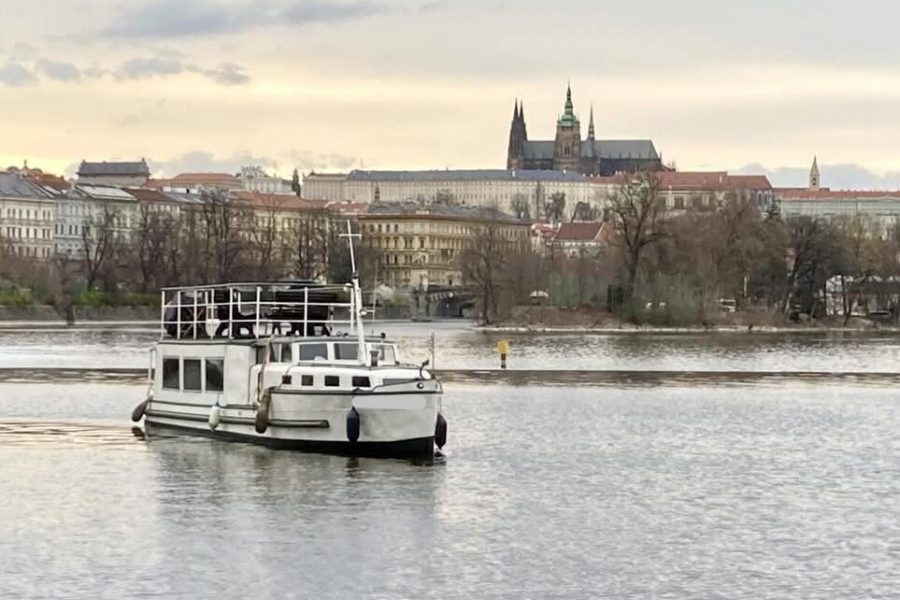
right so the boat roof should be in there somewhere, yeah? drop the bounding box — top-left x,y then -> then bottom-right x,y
157,336 -> 396,346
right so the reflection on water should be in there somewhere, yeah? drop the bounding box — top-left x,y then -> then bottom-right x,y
3,323 -> 900,372
1,384 -> 899,598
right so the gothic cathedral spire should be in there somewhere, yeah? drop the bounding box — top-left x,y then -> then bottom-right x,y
587,104 -> 595,141
809,156 -> 820,190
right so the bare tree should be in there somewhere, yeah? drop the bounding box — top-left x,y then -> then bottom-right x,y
545,192 -> 566,224
200,189 -> 247,283
459,209 -> 522,324
80,205 -> 121,291
608,171 -> 667,301
284,210 -> 330,280
510,193 -> 530,220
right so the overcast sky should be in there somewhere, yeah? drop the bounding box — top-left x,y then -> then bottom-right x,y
2,0 -> 900,188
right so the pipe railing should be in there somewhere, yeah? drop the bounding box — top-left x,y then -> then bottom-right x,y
159,283 -> 358,341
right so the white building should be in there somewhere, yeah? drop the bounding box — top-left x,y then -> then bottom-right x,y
302,172 -> 348,201
0,173 -> 56,260
778,159 -> 900,233
239,165 -> 295,195
306,169 -> 600,217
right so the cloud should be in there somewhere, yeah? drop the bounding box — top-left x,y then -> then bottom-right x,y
104,0 -> 387,39
290,149 -> 364,171
281,1 -> 383,24
202,63 -> 250,86
0,62 -> 37,86
737,162 -> 900,190
36,59 -> 82,82
417,0 -> 448,13
114,56 -> 250,85
149,149 -> 364,177
151,151 -> 281,177
115,56 -> 185,80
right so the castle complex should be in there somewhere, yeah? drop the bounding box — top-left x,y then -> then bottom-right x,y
506,85 -> 665,176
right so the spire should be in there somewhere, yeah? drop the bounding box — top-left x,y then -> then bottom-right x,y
809,155 -> 821,190
564,82 -> 574,116
587,104 -> 595,140
512,98 -> 519,121
519,100 -> 524,122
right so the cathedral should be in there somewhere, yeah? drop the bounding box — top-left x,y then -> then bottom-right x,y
506,85 -> 665,176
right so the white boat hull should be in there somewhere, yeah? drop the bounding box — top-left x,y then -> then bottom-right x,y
144,386 -> 442,458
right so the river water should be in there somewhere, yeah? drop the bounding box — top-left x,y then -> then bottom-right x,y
1,324 -> 899,599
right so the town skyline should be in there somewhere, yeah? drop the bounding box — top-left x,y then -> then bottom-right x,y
3,0 -> 900,188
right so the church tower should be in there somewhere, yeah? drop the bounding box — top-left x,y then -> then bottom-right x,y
553,84 -> 581,171
507,100 -> 528,169
809,156 -> 820,190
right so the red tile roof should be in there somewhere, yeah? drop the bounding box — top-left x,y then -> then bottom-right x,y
780,189 -> 900,200
553,222 -> 604,242
591,171 -> 772,191
235,190 -> 327,211
171,172 -> 241,187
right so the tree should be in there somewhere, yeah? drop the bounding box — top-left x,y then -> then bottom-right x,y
200,189 -> 247,283
571,201 -> 597,222
291,168 -> 301,196
284,210 -> 330,281
608,171 -> 667,301
781,216 -> 843,316
80,204 -> 121,291
459,210 -> 519,324
545,192 -> 566,224
510,193 -> 530,220
248,203 -> 281,281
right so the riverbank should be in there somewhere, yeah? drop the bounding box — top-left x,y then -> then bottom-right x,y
485,305 -> 900,334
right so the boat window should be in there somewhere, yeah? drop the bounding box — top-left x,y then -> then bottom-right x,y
162,358 -> 179,390
183,359 -> 202,391
299,343 -> 328,361
206,359 -> 224,392
281,344 -> 293,363
334,343 -> 358,360
375,344 -> 397,365
351,376 -> 371,388
301,374 -> 313,386
324,375 -> 340,387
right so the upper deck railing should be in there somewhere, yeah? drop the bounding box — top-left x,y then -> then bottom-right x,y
159,281 -> 361,341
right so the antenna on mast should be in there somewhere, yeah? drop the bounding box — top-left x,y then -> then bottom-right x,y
338,220 -> 368,365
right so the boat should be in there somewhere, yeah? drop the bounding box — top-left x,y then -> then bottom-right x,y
131,227 -> 446,459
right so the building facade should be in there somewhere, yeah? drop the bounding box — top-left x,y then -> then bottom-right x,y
778,159 -> 900,232
334,169 -> 600,218
76,160 -> 151,187
358,202 -> 530,289
239,165 -> 295,195
0,173 -> 56,259
507,85 -> 665,176
302,172 -> 349,201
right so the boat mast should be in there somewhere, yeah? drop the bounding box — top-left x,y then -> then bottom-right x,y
341,220 -> 368,365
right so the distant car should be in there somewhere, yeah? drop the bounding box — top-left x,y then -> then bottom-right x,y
718,298 -> 737,313
529,290 -> 550,306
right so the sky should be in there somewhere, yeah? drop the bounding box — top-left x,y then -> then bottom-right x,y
2,0 -> 900,188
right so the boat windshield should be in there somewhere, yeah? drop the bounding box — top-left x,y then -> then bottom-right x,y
373,344 -> 397,365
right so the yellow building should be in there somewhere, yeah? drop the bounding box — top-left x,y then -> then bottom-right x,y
358,202 -> 530,289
